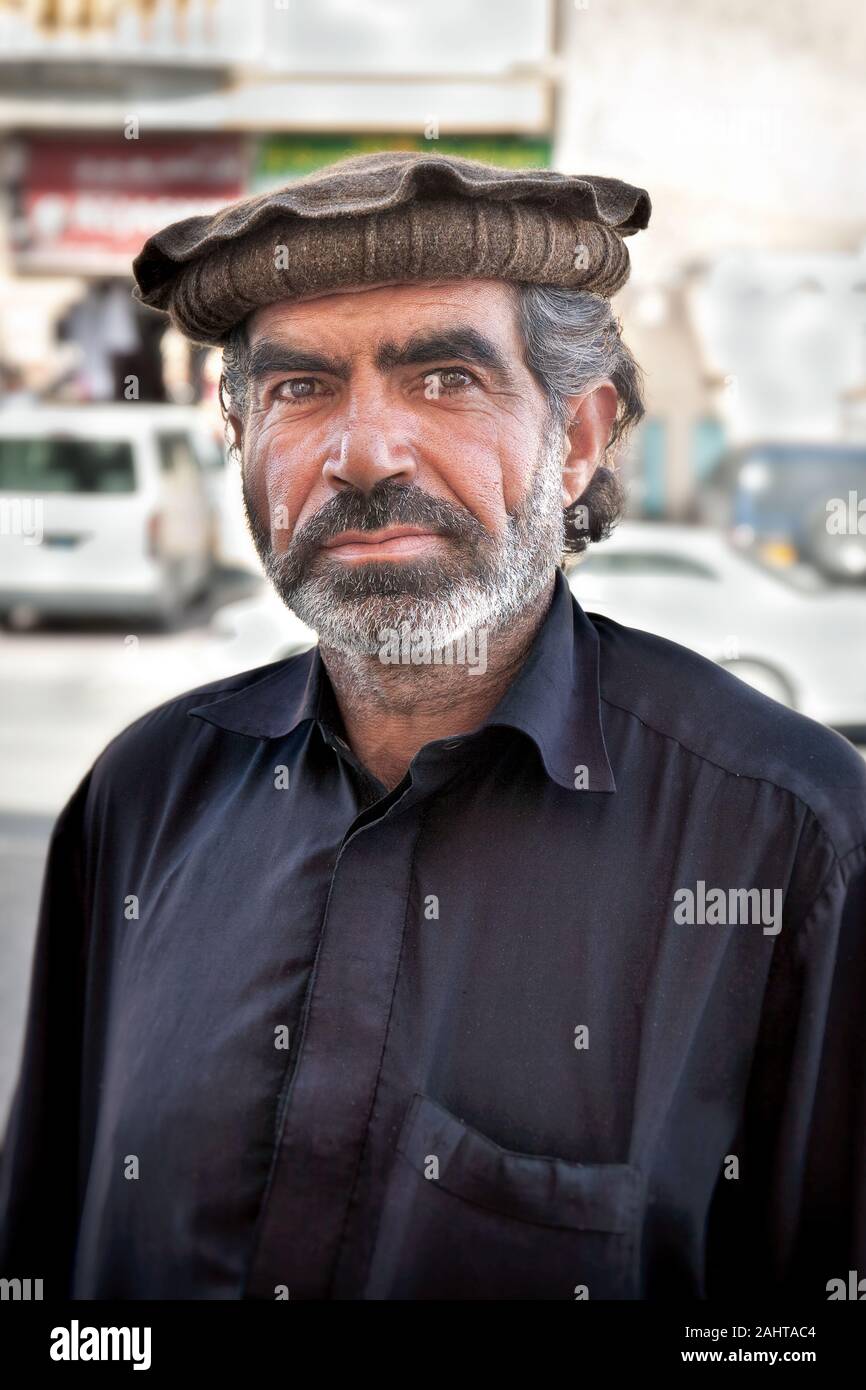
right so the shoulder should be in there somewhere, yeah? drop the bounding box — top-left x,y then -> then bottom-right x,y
591,612 -> 866,858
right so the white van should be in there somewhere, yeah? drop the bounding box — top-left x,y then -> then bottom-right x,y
0,405 -> 219,626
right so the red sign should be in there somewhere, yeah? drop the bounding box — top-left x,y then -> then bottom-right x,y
16,135 -> 250,272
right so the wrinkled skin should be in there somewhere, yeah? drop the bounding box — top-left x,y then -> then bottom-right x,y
231,279 -> 617,789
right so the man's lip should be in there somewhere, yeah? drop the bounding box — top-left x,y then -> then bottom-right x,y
322,526 -> 443,548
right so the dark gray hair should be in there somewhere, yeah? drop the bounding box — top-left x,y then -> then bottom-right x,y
219,283 -> 643,555
511,284 -> 643,552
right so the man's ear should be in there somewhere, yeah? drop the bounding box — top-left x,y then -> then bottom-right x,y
218,372 -> 244,457
227,411 -> 243,456
560,381 -> 619,508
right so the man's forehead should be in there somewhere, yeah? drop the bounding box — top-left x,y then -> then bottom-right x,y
246,278 -> 519,346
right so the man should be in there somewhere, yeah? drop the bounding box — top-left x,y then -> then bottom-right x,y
1,152 -> 864,1301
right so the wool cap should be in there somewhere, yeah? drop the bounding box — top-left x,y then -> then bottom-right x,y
131,150 -> 651,346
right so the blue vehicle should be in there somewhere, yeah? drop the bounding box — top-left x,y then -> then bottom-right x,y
699,441 -> 866,582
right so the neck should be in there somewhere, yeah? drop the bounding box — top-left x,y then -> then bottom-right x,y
319,573 -> 557,791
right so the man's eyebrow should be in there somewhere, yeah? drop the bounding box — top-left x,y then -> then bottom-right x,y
375,328 -> 511,376
245,327 -> 514,386
246,339 -> 351,382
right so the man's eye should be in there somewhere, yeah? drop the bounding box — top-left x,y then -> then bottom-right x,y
424,367 -> 475,397
276,378 -> 323,402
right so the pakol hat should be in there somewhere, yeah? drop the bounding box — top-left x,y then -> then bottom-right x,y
132,150 -> 651,346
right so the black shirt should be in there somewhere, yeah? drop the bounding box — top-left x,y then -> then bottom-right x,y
1,566 -> 865,1300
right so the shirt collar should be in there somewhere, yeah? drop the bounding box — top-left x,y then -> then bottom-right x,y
188,567 -> 616,793
481,566 -> 616,792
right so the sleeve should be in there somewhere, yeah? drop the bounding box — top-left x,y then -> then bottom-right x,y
0,769 -> 95,1300
706,842 -> 866,1298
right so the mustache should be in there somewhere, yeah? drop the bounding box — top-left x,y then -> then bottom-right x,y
279,481 -> 487,561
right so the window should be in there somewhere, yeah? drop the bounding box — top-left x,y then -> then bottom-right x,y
0,437 -> 135,493
190,430 -> 225,472
157,433 -> 199,477
578,551 -> 717,580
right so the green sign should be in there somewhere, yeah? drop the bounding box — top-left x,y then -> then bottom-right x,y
253,133 -> 552,189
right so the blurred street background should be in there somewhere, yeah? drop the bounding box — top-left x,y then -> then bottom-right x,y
1,0 -> 865,1128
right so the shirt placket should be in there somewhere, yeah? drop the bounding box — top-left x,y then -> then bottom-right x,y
242,747 -> 445,1300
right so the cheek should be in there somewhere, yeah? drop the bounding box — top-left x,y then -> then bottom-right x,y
431,416 -> 538,530
244,422 -> 326,544
243,406 -> 545,543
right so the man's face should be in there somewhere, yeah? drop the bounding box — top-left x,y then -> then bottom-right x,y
237,279 -> 569,654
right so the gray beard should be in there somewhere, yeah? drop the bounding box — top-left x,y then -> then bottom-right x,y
241,432 -> 566,657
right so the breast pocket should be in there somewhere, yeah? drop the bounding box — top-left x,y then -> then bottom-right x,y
364,1093 -> 645,1300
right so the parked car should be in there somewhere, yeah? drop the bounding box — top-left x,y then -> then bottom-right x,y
568,522 -> 866,740
201,438 -> 263,576
0,405 -> 220,626
698,441 -> 866,582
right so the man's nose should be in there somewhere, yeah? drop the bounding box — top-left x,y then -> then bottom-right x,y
322,415 -> 417,492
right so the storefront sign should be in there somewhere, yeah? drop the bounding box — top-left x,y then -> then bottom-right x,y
253,133 -> 551,189
14,136 -> 250,273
